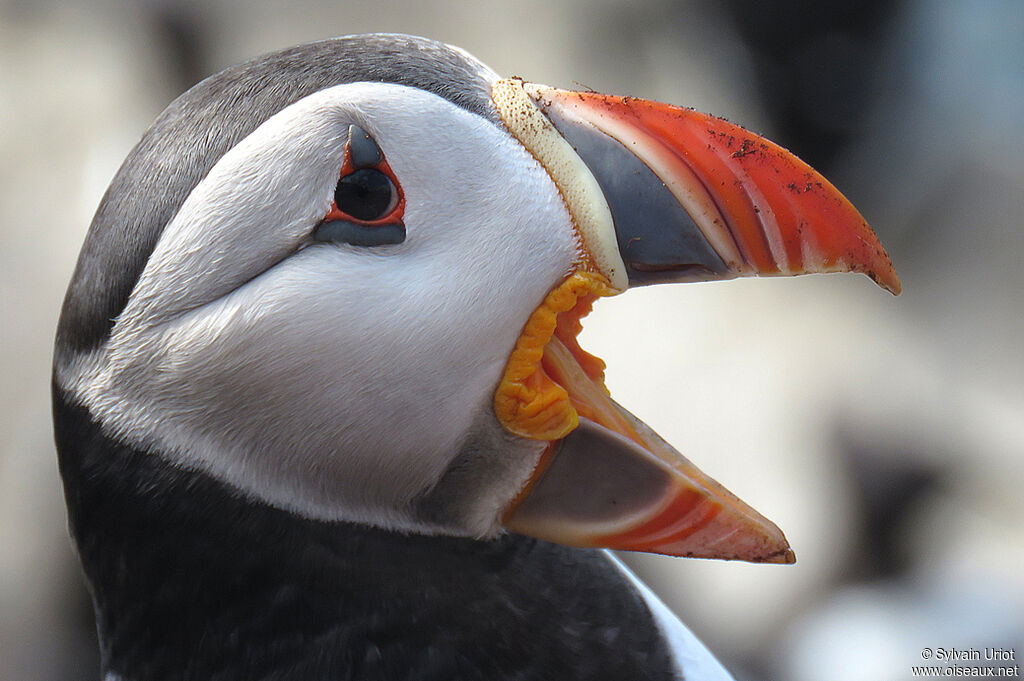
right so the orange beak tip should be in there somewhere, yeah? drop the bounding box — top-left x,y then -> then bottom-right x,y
767,547 -> 798,565
870,265 -> 902,296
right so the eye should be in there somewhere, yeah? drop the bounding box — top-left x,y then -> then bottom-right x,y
334,169 -> 398,221
315,125 -> 406,247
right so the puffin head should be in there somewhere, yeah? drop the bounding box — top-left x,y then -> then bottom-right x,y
54,34 -> 898,563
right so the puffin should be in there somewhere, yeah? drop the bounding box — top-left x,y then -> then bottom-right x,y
52,34 -> 899,681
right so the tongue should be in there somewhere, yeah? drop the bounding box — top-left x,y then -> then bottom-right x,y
541,336 -> 636,444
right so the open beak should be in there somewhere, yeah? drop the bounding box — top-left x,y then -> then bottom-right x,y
490,80 -> 900,564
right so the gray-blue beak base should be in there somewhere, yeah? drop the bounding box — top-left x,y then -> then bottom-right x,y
540,105 -> 729,286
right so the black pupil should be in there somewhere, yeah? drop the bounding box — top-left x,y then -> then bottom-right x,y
334,169 -> 395,221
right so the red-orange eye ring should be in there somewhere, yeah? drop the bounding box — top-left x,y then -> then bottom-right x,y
316,126 -> 406,247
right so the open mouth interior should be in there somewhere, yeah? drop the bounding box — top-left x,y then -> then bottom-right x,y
494,270 -> 679,459
495,272 -> 795,562
493,271 -> 629,444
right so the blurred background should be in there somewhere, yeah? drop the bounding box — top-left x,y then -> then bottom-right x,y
1,0 -> 1021,679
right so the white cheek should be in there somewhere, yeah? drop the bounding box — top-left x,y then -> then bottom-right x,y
87,237 -> 554,524
160,252 -> 504,512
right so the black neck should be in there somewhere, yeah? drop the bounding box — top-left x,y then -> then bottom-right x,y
54,390 -> 675,681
